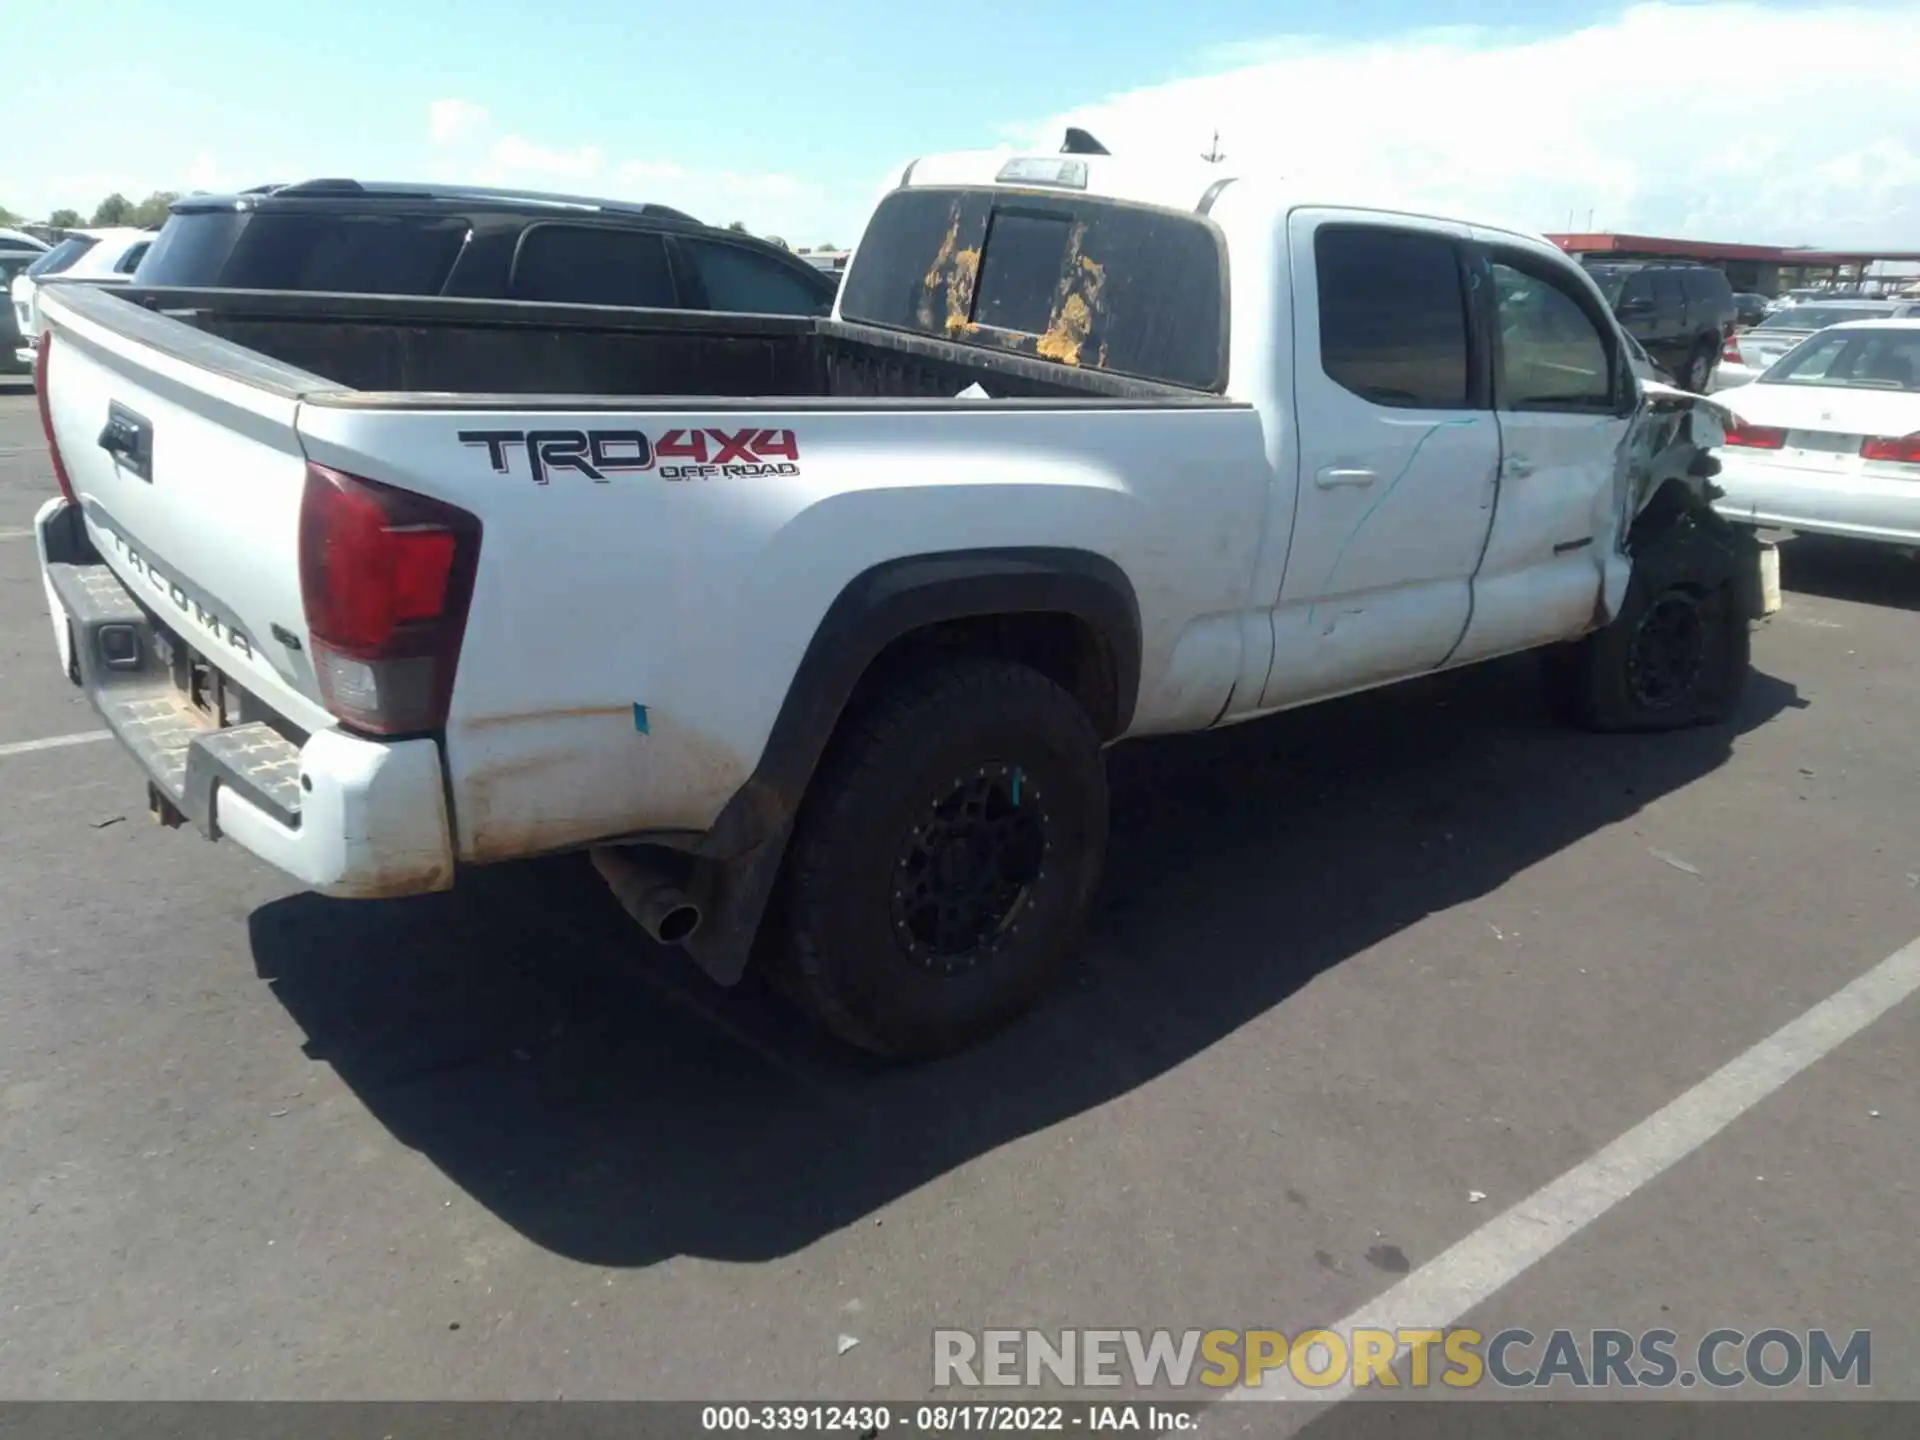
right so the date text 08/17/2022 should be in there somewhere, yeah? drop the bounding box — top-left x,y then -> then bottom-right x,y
699,1402 -> 1200,1434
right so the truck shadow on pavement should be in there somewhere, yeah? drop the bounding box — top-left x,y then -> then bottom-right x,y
248,654 -> 1802,1268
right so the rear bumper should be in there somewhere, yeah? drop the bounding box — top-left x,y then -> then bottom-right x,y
35,497 -> 456,898
1710,453 -> 1920,546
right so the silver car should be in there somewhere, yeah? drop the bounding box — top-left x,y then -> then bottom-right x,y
1714,300 -> 1920,392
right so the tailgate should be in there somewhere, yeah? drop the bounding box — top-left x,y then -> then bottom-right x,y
38,284 -> 334,735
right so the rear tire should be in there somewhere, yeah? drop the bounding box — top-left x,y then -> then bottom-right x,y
780,657 -> 1108,1061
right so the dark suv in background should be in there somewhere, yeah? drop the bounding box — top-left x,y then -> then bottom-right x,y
1583,259 -> 1737,393
133,180 -> 838,317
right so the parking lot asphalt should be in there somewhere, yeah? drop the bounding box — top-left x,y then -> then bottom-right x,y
1,381 -> 1917,1413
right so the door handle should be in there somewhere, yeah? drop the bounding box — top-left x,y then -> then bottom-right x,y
1315,465 -> 1377,489
98,401 -> 154,483
1503,455 -> 1536,479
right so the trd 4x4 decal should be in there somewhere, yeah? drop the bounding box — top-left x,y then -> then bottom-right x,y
459,427 -> 801,484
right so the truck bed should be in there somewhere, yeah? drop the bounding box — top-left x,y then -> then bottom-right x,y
74,282 -> 1228,408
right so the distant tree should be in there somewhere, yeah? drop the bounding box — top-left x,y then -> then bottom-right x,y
0,203 -> 17,226
763,235 -> 789,251
816,242 -> 838,253
129,191 -> 181,228
91,193 -> 134,226
47,208 -> 83,229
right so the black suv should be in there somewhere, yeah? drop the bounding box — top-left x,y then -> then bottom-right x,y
1582,259 -> 1737,393
134,180 -> 838,317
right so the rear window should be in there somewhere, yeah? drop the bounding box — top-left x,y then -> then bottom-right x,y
26,237 -> 97,278
1765,329 -> 1920,391
509,224 -> 677,308
837,186 -> 1227,391
139,211 -> 471,294
1583,265 -> 1634,305
681,237 -> 831,316
1764,304 -> 1891,331
1681,268 -> 1729,302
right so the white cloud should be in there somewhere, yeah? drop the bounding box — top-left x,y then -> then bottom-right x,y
1012,1 -> 1920,248
428,99 -> 490,148
481,134 -> 607,184
424,102 -> 841,243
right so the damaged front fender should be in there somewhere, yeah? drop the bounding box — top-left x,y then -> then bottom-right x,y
1627,379 -> 1735,519
1598,378 -> 1754,623
1613,378 -> 1771,624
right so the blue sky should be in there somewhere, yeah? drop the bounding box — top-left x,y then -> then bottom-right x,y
11,0 -> 1919,248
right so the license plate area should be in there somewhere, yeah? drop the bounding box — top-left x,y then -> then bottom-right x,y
152,628 -> 248,730
1786,430 -> 1861,456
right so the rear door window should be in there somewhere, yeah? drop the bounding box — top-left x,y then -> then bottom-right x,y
838,186 -> 1227,390
679,238 -> 831,315
1314,225 -> 1471,409
509,224 -> 678,308
1650,269 -> 1684,314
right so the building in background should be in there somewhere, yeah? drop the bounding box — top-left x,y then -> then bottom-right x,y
1547,233 -> 1920,298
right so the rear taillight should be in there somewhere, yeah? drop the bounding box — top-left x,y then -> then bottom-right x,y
1861,433 -> 1920,465
1723,418 -> 1787,450
1722,334 -> 1744,364
34,335 -> 76,505
298,463 -> 481,736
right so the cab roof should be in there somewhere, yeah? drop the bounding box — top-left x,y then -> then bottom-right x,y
897,144 -> 1562,255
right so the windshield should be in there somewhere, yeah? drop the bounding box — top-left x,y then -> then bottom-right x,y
1759,304 -> 1891,332
1763,328 -> 1920,391
24,237 -> 98,278
838,186 -> 1228,391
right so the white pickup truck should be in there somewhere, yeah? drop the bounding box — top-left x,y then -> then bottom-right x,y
31,147 -> 1766,1059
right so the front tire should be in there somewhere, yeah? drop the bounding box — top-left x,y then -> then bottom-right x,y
1556,567 -> 1749,731
781,657 -> 1109,1060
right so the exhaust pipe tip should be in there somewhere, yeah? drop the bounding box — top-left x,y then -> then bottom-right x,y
651,900 -> 701,946
590,846 -> 702,946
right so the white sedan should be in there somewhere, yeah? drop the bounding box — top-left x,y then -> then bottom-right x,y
9,227 -> 155,366
1713,318 -> 1920,546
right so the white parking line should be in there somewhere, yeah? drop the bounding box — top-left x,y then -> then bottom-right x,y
0,729 -> 111,759
0,527 -> 34,541
1234,932 -> 1920,1402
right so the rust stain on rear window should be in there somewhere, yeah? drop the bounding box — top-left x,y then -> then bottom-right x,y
1036,241 -> 1104,367
917,200 -> 980,334
915,205 -> 1116,370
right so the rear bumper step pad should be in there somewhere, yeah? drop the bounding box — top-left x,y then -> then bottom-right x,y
46,560 -> 303,836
